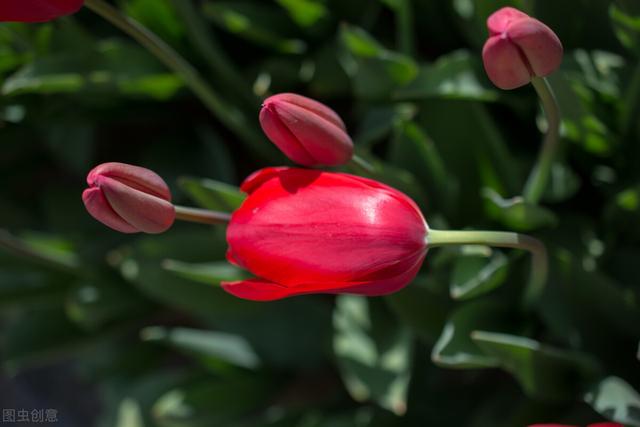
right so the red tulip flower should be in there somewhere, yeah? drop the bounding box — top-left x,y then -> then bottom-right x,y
259,93 -> 354,167
223,167 -> 428,301
0,0 -> 84,22
82,162 -> 175,234
529,423 -> 623,427
482,7 -> 563,89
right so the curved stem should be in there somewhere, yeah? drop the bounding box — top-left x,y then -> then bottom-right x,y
427,229 -> 548,310
83,0 -> 275,161
170,0 -> 257,108
523,76 -> 561,204
174,206 -> 231,225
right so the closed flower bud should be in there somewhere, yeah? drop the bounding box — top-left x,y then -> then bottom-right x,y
1,0 -> 84,22
82,162 -> 175,234
482,7 -> 563,90
259,93 -> 354,167
223,167 -> 428,301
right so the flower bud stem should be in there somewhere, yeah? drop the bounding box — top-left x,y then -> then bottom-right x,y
523,76 -> 561,204
83,0 -> 276,162
174,206 -> 231,225
351,154 -> 376,173
427,229 -> 548,310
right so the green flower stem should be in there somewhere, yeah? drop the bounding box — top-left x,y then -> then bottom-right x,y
350,154 -> 376,174
523,76 -> 561,204
396,0 -> 414,56
174,206 -> 231,225
84,0 -> 275,161
427,229 -> 548,309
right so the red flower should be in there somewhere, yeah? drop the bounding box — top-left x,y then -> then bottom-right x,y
259,93 -> 353,167
482,7 -> 563,89
529,423 -> 623,427
0,0 -> 84,22
223,168 -> 428,301
82,162 -> 175,234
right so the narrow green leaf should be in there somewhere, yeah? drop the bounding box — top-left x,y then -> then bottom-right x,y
472,331 -> 601,401
333,296 -> 412,415
141,326 -> 261,370
178,177 -> 245,212
450,246 -> 509,300
161,260 -> 248,285
482,188 -> 558,231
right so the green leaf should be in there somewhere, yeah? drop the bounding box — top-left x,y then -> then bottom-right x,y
339,24 -> 418,99
389,119 -> 457,212
385,276 -> 449,343
472,331 -> 601,401
120,0 -> 185,44
178,177 -> 245,212
110,230 -> 255,320
65,280 -> 149,332
202,1 -> 306,54
333,296 -> 412,415
141,326 -> 261,370
584,376 -> 640,427
0,229 -> 79,273
152,375 -> 271,427
2,307 -> 103,373
610,2 -> 640,56
450,246 -> 509,300
431,300 -> 513,369
483,188 -> 558,231
161,260 -> 248,285
276,0 -> 327,27
395,51 -> 498,101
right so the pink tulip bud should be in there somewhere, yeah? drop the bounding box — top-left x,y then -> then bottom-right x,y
259,93 -> 354,167
82,162 -> 175,234
0,0 -> 84,22
482,7 -> 563,90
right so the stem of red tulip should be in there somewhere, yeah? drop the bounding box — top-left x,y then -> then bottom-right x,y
523,76 -> 561,204
174,206 -> 231,225
83,0 -> 275,162
427,229 -> 548,310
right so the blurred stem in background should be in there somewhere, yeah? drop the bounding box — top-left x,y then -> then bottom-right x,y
523,76 -> 561,204
427,229 -> 548,310
395,0 -> 414,56
170,0 -> 259,110
83,0 -> 277,162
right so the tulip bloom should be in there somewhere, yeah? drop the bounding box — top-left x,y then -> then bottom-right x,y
259,93 -> 354,167
0,0 -> 83,22
529,423 -> 623,427
482,7 -> 563,90
222,167 -> 428,301
82,162 -> 175,234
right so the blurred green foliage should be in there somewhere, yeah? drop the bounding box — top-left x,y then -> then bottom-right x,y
1,0 -> 639,425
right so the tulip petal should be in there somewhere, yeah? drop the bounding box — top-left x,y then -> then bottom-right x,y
508,18 -> 563,77
259,106 -> 317,166
487,7 -> 529,35
267,93 -> 346,131
271,100 -> 353,166
87,162 -> 171,201
0,0 -> 84,22
482,35 -> 532,90
221,251 -> 425,301
82,187 -> 138,233
99,176 -> 175,234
